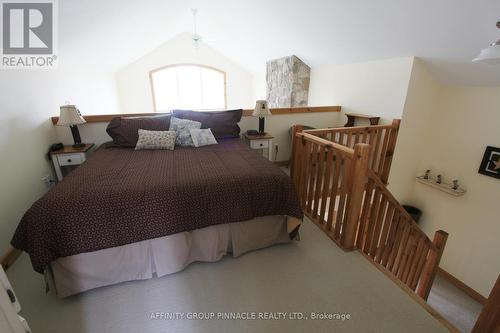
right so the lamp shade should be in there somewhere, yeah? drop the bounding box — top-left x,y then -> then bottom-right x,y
57,104 -> 86,126
252,100 -> 272,117
472,42 -> 500,64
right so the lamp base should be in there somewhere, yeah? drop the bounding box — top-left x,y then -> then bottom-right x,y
258,117 -> 265,134
70,125 -> 85,148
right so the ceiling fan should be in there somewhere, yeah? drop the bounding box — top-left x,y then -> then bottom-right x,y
190,8 -> 216,48
472,21 -> 500,64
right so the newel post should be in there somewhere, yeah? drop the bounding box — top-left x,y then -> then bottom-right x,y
290,125 -> 304,180
380,119 -> 401,184
417,230 -> 448,300
342,143 -> 370,250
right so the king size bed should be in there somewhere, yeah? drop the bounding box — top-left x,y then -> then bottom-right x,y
11,110 -> 303,297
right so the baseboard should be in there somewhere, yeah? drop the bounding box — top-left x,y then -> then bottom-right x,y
437,268 -> 487,305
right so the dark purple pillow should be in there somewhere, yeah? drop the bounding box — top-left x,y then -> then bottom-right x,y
172,109 -> 242,139
106,115 -> 171,147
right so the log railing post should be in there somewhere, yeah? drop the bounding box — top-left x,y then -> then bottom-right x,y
291,132 -> 305,186
342,143 -> 370,250
289,125 -> 305,174
472,273 -> 500,333
417,230 -> 448,300
380,119 -> 401,184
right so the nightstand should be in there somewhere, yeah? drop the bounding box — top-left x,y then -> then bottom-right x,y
243,133 -> 274,161
50,144 -> 95,181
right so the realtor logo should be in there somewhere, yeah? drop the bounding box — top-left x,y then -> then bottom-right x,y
1,0 -> 57,68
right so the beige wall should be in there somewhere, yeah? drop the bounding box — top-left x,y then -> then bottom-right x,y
65,57 -> 414,162
116,33 -> 254,113
388,58 -> 440,201
252,57 -> 415,161
0,68 -> 119,250
308,57 -> 414,123
407,86 -> 500,297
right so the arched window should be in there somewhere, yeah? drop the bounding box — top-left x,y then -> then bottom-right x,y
150,64 -> 227,112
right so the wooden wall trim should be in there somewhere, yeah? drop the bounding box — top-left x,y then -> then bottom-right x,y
362,252 -> 460,333
50,106 -> 342,125
0,246 -> 22,271
437,268 -> 488,305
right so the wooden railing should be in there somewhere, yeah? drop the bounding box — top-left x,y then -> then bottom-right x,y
300,119 -> 400,183
359,169 -> 448,300
291,132 -> 366,249
291,120 -> 448,301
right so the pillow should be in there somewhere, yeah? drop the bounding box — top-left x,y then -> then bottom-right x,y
169,117 -> 202,147
189,128 -> 218,147
106,115 -> 171,147
135,130 -> 176,150
172,109 -> 242,139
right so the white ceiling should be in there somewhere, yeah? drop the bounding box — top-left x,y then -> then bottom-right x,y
59,0 -> 500,85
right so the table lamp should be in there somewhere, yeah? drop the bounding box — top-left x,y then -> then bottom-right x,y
57,104 -> 86,148
252,100 -> 271,134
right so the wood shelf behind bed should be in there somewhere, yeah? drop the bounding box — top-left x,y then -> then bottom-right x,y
51,106 -> 342,124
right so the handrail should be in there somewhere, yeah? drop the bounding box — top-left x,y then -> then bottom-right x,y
303,122 -> 397,135
360,169 -> 448,300
299,132 -> 355,157
291,119 -> 448,301
302,119 -> 401,184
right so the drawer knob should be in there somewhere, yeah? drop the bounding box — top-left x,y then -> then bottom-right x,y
67,159 -> 72,163
259,143 -> 263,147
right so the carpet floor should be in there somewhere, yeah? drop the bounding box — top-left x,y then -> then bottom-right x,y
6,219 -> 452,333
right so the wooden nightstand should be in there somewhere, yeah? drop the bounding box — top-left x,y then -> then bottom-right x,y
50,144 -> 95,181
243,133 -> 274,161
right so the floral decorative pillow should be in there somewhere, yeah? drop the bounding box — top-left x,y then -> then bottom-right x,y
169,117 -> 202,146
189,128 -> 218,147
135,129 -> 176,150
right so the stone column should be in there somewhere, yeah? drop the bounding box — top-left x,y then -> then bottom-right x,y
266,55 -> 311,108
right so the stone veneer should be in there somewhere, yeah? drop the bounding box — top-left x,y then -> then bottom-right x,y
266,55 -> 311,108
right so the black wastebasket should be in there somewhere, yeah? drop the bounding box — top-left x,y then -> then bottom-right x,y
402,205 -> 422,223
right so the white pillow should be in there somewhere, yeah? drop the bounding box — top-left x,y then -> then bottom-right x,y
169,117 -> 202,147
135,129 -> 176,150
189,128 -> 218,147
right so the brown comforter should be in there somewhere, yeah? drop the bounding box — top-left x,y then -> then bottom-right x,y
12,139 -> 303,273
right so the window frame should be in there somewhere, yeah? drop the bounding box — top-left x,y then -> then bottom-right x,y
149,63 -> 227,113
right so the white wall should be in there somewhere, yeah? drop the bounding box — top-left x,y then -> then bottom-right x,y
0,67 -> 119,250
407,86 -> 500,297
249,57 -> 414,161
308,57 -> 414,124
116,33 -> 254,114
388,58 -> 440,201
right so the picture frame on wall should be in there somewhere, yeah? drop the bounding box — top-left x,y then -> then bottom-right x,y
478,146 -> 500,180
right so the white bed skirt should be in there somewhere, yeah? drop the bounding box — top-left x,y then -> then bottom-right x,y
48,216 -> 301,297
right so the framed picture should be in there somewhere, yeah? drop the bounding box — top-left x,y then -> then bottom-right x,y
478,146 -> 500,180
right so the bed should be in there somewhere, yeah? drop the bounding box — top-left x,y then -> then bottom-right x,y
11,133 -> 303,297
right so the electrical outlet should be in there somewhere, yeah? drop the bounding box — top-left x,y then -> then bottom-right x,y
42,174 -> 55,190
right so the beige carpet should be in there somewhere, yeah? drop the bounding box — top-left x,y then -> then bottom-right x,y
7,219 -> 449,333
428,275 -> 482,333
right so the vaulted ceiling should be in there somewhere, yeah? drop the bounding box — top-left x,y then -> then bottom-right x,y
60,0 -> 500,85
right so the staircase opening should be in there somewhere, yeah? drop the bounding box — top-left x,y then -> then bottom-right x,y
290,120 -> 448,301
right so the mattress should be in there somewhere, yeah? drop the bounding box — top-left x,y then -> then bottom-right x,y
48,215 -> 301,297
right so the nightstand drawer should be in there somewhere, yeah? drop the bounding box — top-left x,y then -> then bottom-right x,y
249,140 -> 269,149
57,154 -> 83,166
